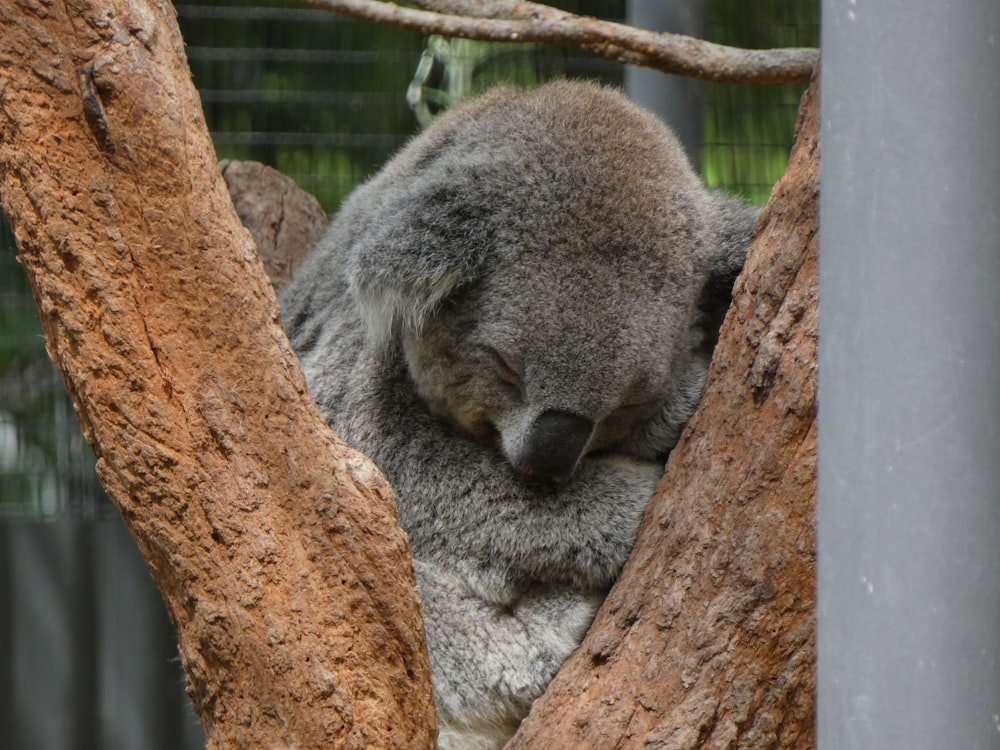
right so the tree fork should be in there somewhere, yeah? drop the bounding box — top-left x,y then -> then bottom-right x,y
0,0 -> 820,745
0,2 -> 436,748
511,74 -> 819,749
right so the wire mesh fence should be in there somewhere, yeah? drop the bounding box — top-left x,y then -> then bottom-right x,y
0,0 -> 817,519
0,213 -> 111,519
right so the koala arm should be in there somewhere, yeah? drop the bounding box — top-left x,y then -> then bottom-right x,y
415,558 -> 604,748
330,356 -> 662,605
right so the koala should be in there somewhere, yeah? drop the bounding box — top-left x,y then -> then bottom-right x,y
280,80 -> 758,750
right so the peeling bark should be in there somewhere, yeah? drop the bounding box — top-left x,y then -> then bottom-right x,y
510,75 -> 819,750
0,2 -> 436,748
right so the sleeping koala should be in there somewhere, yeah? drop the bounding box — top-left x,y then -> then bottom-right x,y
280,80 -> 758,749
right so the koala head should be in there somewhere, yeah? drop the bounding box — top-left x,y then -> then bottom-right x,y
399,248 -> 703,483
342,81 -> 755,483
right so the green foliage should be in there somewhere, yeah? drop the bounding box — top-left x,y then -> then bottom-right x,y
180,1 -> 428,209
704,0 -> 819,203
408,37 -> 545,127
179,0 -> 630,209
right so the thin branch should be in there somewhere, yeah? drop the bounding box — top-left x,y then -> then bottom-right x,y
299,0 -> 818,84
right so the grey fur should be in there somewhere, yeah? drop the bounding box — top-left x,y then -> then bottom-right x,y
281,80 -> 758,750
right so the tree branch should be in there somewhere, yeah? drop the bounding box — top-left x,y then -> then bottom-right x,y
299,0 -> 818,84
0,2 -> 435,747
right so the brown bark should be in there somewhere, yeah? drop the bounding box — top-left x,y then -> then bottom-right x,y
0,2 -> 435,749
220,159 -> 327,295
510,76 -> 819,749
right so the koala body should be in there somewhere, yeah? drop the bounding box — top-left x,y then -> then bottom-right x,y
281,81 -> 757,749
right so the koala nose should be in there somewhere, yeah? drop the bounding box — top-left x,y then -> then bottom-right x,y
515,410 -> 594,484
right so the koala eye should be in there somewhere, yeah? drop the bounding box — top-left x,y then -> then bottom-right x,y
490,349 -> 523,387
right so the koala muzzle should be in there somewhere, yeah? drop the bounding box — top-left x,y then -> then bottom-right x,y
514,410 -> 594,484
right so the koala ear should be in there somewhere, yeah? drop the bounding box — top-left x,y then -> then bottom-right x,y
696,194 -> 761,344
346,181 -> 493,346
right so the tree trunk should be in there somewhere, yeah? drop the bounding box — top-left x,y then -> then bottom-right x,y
0,0 -> 819,746
219,159 -> 327,295
0,2 -> 436,748
510,75 -> 819,749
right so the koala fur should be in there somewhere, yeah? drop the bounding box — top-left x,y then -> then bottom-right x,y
280,80 -> 758,749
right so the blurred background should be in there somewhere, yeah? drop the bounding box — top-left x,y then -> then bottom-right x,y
0,1 -> 817,747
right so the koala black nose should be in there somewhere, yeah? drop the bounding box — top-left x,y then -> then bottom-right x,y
515,410 -> 594,484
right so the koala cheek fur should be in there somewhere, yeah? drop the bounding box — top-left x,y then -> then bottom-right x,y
280,79 -> 758,749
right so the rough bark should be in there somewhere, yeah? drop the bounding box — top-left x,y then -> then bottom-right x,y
0,2 -> 436,749
509,75 -> 819,749
220,159 -> 327,294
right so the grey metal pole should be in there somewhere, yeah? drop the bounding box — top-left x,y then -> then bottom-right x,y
624,0 -> 705,167
819,2 -> 1000,749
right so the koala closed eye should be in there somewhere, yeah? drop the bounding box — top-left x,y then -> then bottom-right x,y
490,349 -> 523,388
